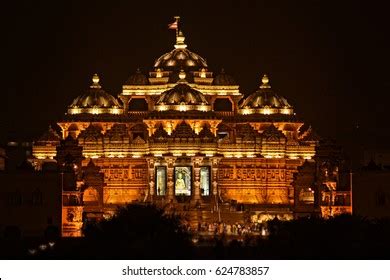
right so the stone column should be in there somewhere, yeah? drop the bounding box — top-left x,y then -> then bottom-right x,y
146,157 -> 155,202
232,96 -> 241,114
165,156 -> 176,203
211,157 -> 221,197
211,157 -> 222,222
191,157 -> 203,205
119,95 -> 130,114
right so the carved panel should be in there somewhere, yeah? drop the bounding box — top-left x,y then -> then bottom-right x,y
218,164 -> 287,182
131,167 -> 146,180
104,188 -> 144,204
221,187 -> 289,204
100,164 -> 148,181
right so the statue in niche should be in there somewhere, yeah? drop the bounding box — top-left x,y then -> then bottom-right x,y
176,172 -> 186,190
174,167 -> 191,195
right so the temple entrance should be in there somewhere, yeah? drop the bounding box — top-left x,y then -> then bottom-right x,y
153,163 -> 212,202
174,166 -> 192,196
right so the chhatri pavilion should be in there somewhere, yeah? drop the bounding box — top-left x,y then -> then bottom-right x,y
31,18 -> 352,237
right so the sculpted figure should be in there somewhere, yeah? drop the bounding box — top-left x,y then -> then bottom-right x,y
176,172 -> 186,190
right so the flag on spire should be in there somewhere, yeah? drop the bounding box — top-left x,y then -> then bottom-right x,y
168,16 -> 180,30
168,20 -> 178,30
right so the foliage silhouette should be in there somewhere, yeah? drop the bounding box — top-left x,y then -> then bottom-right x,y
2,211 -> 390,259
53,204 -> 193,259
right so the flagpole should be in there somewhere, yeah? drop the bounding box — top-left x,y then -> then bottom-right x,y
174,16 -> 180,39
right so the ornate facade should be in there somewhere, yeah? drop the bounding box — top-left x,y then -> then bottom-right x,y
31,20 -> 352,237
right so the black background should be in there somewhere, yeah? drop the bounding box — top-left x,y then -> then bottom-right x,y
2,0 -> 389,153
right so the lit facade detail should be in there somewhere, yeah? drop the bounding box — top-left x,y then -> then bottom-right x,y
67,74 -> 124,115
238,75 -> 294,115
31,19 -> 352,237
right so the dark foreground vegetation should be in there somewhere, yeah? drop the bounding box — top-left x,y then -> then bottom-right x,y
1,205 -> 390,259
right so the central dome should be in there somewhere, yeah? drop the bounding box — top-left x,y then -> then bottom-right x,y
155,71 -> 210,112
153,31 -> 208,71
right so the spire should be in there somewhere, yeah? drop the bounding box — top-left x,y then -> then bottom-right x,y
91,73 -> 101,89
174,16 -> 180,37
260,74 -> 271,89
175,30 -> 187,49
169,16 -> 187,49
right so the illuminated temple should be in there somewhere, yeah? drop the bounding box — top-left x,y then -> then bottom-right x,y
31,20 -> 352,237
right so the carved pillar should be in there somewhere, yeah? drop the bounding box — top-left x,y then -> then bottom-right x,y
191,157 -> 203,204
57,123 -> 68,139
288,186 -> 295,206
211,157 -> 222,196
165,156 -> 176,203
232,96 -> 241,114
119,95 -> 130,114
145,96 -> 153,111
146,157 -> 155,202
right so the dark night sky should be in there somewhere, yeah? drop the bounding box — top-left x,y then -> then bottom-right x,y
2,0 -> 390,151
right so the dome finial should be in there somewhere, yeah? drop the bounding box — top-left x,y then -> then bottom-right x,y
91,73 -> 101,88
260,74 -> 271,89
92,73 -> 99,84
178,69 -> 187,82
175,30 -> 187,49
168,16 -> 187,49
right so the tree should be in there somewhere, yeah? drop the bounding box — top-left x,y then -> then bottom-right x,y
53,204 -> 193,259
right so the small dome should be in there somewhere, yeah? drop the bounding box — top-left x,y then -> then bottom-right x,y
36,126 -> 61,144
157,84 -> 208,105
154,31 -> 208,71
213,68 -> 236,85
239,75 -> 293,115
68,74 -> 123,115
155,79 -> 210,112
125,68 -> 149,85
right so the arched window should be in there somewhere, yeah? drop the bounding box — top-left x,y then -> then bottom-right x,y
128,98 -> 148,111
213,98 -> 233,111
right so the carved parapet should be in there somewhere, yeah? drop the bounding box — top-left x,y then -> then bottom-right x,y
118,95 -> 130,113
